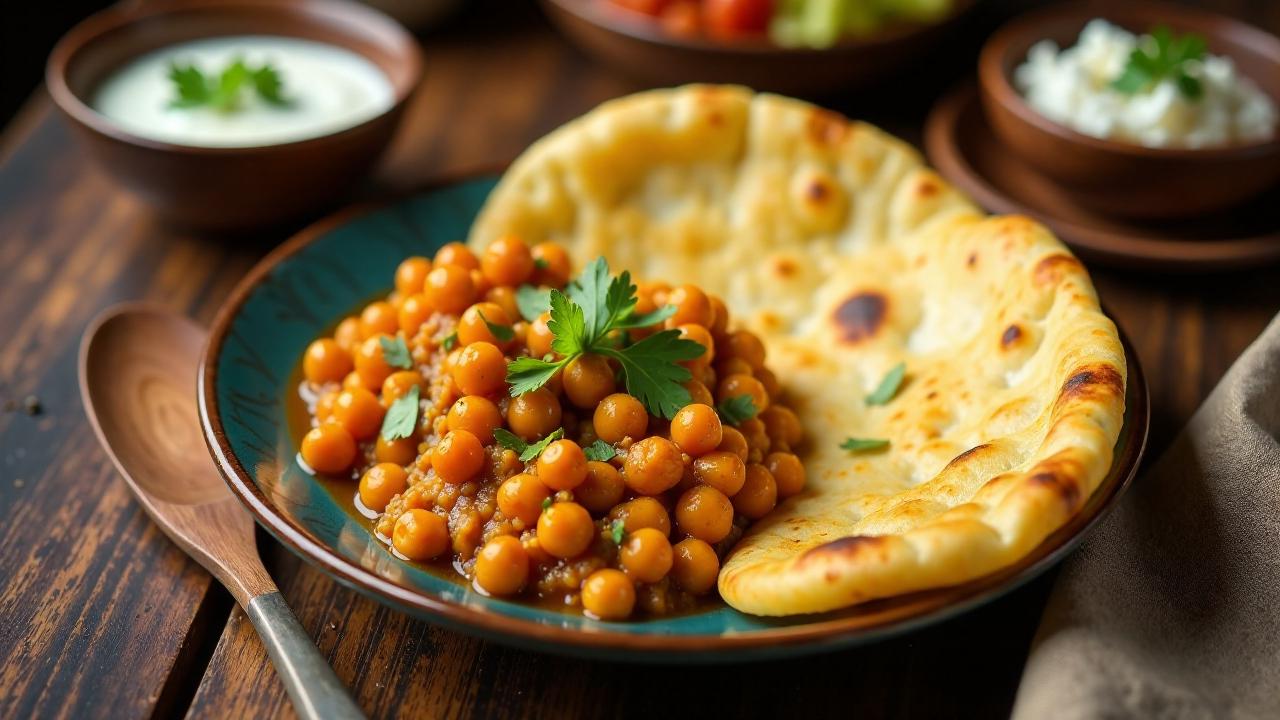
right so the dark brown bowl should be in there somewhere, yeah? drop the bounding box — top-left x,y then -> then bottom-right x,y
978,0 -> 1280,220
541,0 -> 974,97
46,0 -> 423,233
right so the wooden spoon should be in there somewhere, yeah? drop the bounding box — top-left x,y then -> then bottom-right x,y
79,303 -> 363,720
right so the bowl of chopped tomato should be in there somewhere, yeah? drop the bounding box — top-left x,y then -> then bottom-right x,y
540,0 -> 975,96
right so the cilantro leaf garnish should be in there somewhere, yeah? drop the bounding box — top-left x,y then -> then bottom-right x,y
865,362 -> 906,406
583,439 -> 619,462
167,58 -> 290,113
515,285 -> 551,322
380,386 -> 419,441
379,335 -> 413,369
840,437 -> 890,453
493,428 -> 527,455
716,394 -> 758,426
504,258 -> 703,419
1110,25 -> 1207,100
493,427 -> 564,462
533,257 -> 550,270
442,331 -> 458,351
541,496 -> 553,510
478,310 -> 515,342
610,519 -> 626,545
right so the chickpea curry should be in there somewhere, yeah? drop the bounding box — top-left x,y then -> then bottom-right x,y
295,236 -> 807,620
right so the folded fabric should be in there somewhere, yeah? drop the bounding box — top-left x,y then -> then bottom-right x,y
1012,313 -> 1280,719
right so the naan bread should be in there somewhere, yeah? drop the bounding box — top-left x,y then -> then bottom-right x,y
468,86 -> 1126,616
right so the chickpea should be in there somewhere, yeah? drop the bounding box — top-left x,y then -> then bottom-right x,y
756,366 -> 782,401
497,473 -> 551,525
536,502 -> 594,559
562,354 -> 616,409
664,284 -> 713,328
334,317 -> 362,352
670,404 -> 723,457
431,429 -> 486,484
445,395 -> 503,444
671,538 -> 719,595
342,372 -> 364,391
434,241 -> 480,271
619,527 -> 673,584
526,311 -> 555,359
537,439 -> 588,491
723,330 -> 766,370
424,264 -> 476,315
682,379 -> 715,407
481,235 -> 535,287
692,451 -> 746,496
470,268 -> 491,296
303,338 -> 352,385
300,423 -> 357,474
581,568 -> 635,621
382,370 -> 424,405
474,535 -> 529,596
716,357 -> 754,378
359,463 -> 408,512
398,293 -> 434,336
530,242 -> 572,286
675,485 -> 734,543
314,391 -> 338,424
359,301 -> 400,338
717,373 -> 769,414
609,497 -> 671,536
734,464 -> 778,520
766,452 -> 806,498
675,324 -> 714,368
760,406 -> 802,450
331,387 -> 385,441
450,341 -> 507,396
483,286 -> 522,322
739,417 -> 771,456
576,461 -> 625,513
392,509 -> 450,561
375,435 -> 418,466
354,335 -> 394,391
593,393 -> 648,444
507,389 -> 562,441
708,296 -> 730,339
458,302 -> 514,348
395,256 -> 432,297
623,437 -> 685,496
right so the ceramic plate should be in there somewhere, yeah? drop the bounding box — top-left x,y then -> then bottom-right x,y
199,176 -> 1150,662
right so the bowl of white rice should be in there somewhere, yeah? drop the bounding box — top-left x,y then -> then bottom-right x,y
978,0 -> 1280,219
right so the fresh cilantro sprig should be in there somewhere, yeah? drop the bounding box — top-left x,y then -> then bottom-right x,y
865,362 -> 906,406
609,519 -> 626,545
168,58 -> 290,113
716,394 -> 758,426
380,386 -> 419,441
379,336 -> 413,369
478,310 -> 515,342
841,437 -> 889,453
583,439 -> 619,462
1110,26 -> 1207,100
515,285 -> 551,322
442,331 -> 458,351
494,427 -> 565,462
505,258 -> 705,419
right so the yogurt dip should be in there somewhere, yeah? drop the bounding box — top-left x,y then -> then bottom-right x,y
92,35 -> 395,148
1014,19 -> 1277,148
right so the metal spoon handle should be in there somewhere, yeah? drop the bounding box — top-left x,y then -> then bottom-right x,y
245,591 -> 365,720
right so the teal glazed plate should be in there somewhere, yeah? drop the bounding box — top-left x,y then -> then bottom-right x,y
199,175 -> 1150,662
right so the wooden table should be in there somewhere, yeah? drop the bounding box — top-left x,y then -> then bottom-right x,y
3,2 -> 1278,717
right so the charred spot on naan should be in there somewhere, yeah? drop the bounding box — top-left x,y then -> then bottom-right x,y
790,167 -> 847,232
806,108 -> 850,146
797,535 -> 891,570
1001,324 -> 1023,348
1033,254 -> 1084,288
1053,364 -> 1124,416
1023,456 -> 1090,512
832,291 -> 887,344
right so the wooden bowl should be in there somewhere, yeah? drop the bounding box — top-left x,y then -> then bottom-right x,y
540,0 -> 974,97
46,0 -> 423,233
978,0 -> 1280,220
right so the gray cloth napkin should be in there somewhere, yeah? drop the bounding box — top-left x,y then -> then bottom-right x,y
1012,313 -> 1280,720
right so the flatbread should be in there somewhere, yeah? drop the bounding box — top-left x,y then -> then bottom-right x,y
468,85 -> 1126,616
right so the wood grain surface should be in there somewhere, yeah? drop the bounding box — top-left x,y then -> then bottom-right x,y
2,2 -> 1278,718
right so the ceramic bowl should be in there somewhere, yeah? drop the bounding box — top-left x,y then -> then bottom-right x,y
540,0 -> 974,97
46,0 -> 423,233
978,0 -> 1280,220
197,174 -> 1150,661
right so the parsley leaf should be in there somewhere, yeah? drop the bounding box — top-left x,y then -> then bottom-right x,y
533,257 -> 550,270
547,289 -> 586,356
478,310 -> 515,342
840,437 -> 890,453
167,58 -> 290,112
515,285 -> 551,322
716,394 -> 758,425
518,428 -> 564,462
610,519 -> 626,545
598,330 -> 703,420
1110,25 -> 1207,100
866,362 -> 906,406
541,497 -> 553,510
506,355 -> 568,396
380,386 -> 419,441
493,427 -> 528,455
379,335 -> 413,369
252,64 -> 288,105
167,63 -> 212,108
583,439 -> 619,462
442,331 -> 458,351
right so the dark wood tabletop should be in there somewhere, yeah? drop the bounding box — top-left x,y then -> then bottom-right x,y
2,1 -> 1278,718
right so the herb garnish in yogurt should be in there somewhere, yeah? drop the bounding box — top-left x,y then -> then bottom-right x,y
167,58 -> 288,112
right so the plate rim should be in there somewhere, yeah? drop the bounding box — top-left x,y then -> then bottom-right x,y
198,173 -> 1151,656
